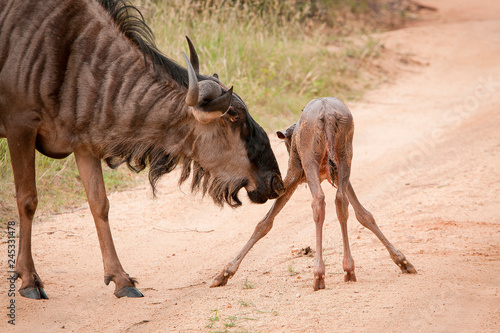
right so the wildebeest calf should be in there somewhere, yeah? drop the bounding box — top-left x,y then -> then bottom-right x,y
212,97 -> 417,290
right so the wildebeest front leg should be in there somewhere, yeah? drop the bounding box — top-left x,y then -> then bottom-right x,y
74,150 -> 143,298
347,182 -> 417,274
7,127 -> 48,299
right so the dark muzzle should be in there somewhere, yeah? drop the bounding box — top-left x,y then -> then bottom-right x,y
247,173 -> 284,203
270,174 -> 285,198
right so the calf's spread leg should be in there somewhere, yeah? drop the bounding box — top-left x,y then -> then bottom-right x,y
304,162 -> 327,290
211,177 -> 301,287
7,124 -> 48,299
335,162 -> 356,282
347,182 -> 417,274
74,149 -> 143,298
327,113 -> 356,282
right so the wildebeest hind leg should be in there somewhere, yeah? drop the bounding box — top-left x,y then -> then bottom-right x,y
7,127 -> 48,299
74,149 -> 143,298
346,182 -> 417,274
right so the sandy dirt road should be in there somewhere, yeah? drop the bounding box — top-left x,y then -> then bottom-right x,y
1,0 -> 499,332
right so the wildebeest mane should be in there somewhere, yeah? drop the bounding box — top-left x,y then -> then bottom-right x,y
104,139 -> 246,208
98,0 -> 189,86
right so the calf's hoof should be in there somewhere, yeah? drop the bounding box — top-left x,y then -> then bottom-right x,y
114,286 -> 144,298
344,271 -> 357,282
313,275 -> 326,291
398,260 -> 417,274
210,269 -> 232,287
19,287 -> 49,300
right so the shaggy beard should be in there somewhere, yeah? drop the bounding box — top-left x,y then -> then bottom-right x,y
104,144 -> 247,207
179,160 -> 248,208
179,161 -> 248,208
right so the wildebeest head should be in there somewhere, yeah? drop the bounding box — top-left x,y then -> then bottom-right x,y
181,38 -> 285,207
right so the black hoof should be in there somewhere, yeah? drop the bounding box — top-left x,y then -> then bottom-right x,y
19,287 -> 49,300
114,287 -> 144,298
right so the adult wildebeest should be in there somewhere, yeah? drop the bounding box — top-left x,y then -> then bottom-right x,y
0,0 -> 284,299
212,97 -> 416,290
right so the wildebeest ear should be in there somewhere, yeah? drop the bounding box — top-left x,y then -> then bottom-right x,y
213,73 -> 219,79
198,86 -> 233,112
276,131 -> 287,139
191,84 -> 233,124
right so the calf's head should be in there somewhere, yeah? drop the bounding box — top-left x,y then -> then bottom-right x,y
181,38 -> 284,207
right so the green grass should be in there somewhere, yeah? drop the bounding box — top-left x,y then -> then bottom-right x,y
242,278 -> 255,289
224,316 -> 238,328
288,264 -> 300,276
0,0 -> 414,227
238,300 -> 255,308
206,309 -> 220,329
206,309 -> 257,332
204,301 -> 273,332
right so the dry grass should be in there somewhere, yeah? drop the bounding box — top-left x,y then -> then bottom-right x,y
140,0 -> 408,129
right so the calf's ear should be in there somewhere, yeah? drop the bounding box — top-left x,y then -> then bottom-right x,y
276,131 -> 287,139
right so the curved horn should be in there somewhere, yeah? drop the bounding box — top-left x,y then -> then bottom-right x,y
182,51 -> 199,106
185,36 -> 200,74
183,47 -> 233,124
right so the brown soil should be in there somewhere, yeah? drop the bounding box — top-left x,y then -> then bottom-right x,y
2,0 -> 499,332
